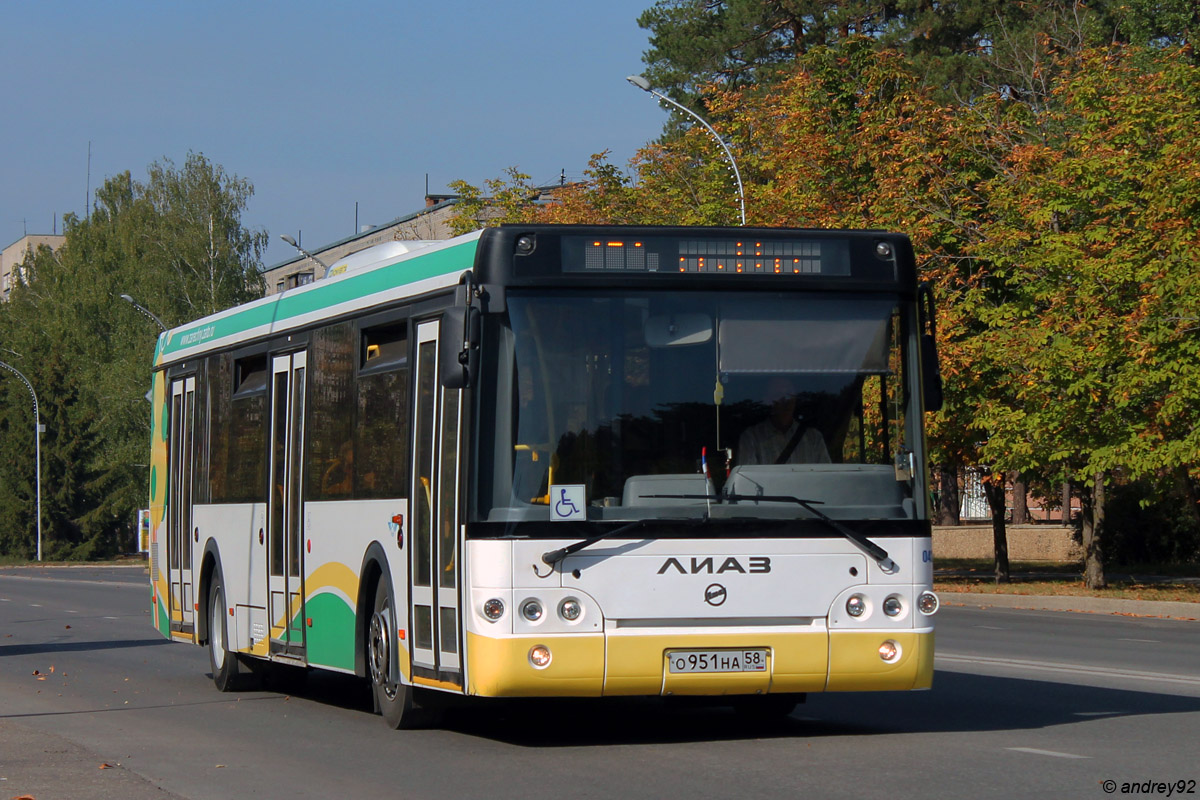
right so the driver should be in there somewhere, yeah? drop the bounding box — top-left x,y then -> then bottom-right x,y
737,376 -> 830,465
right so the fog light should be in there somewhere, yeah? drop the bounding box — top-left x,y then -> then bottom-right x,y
917,591 -> 939,615
879,640 -> 900,662
529,644 -> 552,668
559,598 -> 582,621
883,596 -> 903,617
482,598 -> 505,621
846,595 -> 867,618
521,599 -> 544,622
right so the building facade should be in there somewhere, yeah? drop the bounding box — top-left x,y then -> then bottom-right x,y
1,234 -> 65,301
261,197 -> 463,296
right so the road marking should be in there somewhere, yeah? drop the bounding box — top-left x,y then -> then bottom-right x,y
65,609 -> 78,614
1119,638 -> 1160,644
974,625 -> 1007,630
29,604 -> 42,607
938,653 -> 1200,688
1006,747 -> 1090,759
103,616 -> 120,620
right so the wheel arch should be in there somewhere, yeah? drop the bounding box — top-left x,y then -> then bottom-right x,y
356,543 -> 395,679
196,539 -> 225,646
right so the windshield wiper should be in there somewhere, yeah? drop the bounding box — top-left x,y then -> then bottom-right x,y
725,493 -> 894,570
541,517 -> 705,567
644,492 -> 894,570
541,520 -> 650,566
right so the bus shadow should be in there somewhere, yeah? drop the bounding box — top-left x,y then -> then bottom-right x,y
254,667 -> 1200,747
0,638 -> 169,658
434,670 -> 1200,747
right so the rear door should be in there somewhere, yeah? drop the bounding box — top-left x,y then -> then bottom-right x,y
167,376 -> 197,634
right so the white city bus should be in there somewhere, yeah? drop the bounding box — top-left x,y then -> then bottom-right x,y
147,224 -> 944,727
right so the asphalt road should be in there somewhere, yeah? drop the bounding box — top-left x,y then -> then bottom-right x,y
2,566 -> 1198,800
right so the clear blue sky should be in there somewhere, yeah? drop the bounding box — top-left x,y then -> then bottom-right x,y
2,1 -> 664,267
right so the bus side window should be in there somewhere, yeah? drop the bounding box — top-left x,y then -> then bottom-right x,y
306,323 -> 355,501
357,322 -> 410,499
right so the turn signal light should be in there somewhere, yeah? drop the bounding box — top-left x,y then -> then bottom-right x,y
917,591 -> 939,615
482,598 -> 505,621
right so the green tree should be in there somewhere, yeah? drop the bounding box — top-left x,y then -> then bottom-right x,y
0,152 -> 265,559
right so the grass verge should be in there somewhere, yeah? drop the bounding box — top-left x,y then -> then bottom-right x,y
934,559 -> 1200,602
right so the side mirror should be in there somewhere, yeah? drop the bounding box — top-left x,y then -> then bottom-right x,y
918,283 -> 944,413
440,305 -> 479,389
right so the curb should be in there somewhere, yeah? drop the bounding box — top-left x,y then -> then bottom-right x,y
939,590 -> 1200,621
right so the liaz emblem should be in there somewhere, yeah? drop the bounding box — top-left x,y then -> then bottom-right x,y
657,556 -> 771,575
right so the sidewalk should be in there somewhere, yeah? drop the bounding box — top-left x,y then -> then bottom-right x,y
939,590 -> 1200,621
0,719 -> 182,800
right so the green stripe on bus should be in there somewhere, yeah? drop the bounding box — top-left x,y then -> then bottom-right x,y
301,593 -> 357,672
160,239 -> 479,359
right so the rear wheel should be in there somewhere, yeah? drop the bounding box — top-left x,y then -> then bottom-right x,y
367,581 -> 418,728
208,579 -> 248,692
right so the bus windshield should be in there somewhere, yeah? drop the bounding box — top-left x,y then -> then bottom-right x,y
476,289 -> 923,524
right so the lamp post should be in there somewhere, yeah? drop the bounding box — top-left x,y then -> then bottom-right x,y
0,360 -> 42,562
280,234 -> 331,278
626,75 -> 746,226
119,294 -> 168,333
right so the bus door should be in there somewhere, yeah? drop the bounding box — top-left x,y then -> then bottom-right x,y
167,375 -> 197,634
410,320 -> 462,682
267,351 -> 307,657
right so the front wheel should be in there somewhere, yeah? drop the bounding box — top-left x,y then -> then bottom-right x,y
367,581 -> 418,728
209,578 -> 248,692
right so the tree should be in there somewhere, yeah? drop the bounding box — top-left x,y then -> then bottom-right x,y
0,153 -> 265,559
458,41 -> 1200,588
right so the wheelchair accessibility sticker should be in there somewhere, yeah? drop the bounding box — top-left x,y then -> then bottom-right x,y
550,485 -> 586,522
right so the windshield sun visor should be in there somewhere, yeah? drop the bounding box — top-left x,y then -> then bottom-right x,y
717,298 -> 894,375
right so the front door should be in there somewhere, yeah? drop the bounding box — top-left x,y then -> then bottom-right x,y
168,376 -> 196,634
267,351 -> 307,657
410,321 -> 462,682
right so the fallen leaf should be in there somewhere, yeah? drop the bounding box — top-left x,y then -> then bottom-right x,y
215,765 -> 225,769
48,666 -> 54,674
99,763 -> 114,770
13,794 -> 37,799
31,670 -> 40,676
64,625 -> 71,630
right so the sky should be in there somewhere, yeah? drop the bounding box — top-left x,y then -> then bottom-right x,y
2,0 -> 665,268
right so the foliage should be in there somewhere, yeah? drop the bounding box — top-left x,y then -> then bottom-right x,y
456,37 -> 1200,573
0,153 -> 265,559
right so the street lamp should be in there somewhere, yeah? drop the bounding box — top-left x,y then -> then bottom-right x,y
626,74 -> 746,226
0,360 -> 42,562
119,294 -> 168,333
279,234 -> 331,278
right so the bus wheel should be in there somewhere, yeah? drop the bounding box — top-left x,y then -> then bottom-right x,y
367,581 -> 416,729
209,578 -> 247,692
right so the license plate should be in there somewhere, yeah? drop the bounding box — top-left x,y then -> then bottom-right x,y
667,649 -> 768,673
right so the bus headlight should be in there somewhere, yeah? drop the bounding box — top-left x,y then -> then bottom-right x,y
559,598 -> 582,621
482,598 -> 505,621
520,599 -> 544,622
846,595 -> 867,618
529,644 -> 552,668
917,591 -> 939,615
883,595 -> 903,617
879,640 -> 901,662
